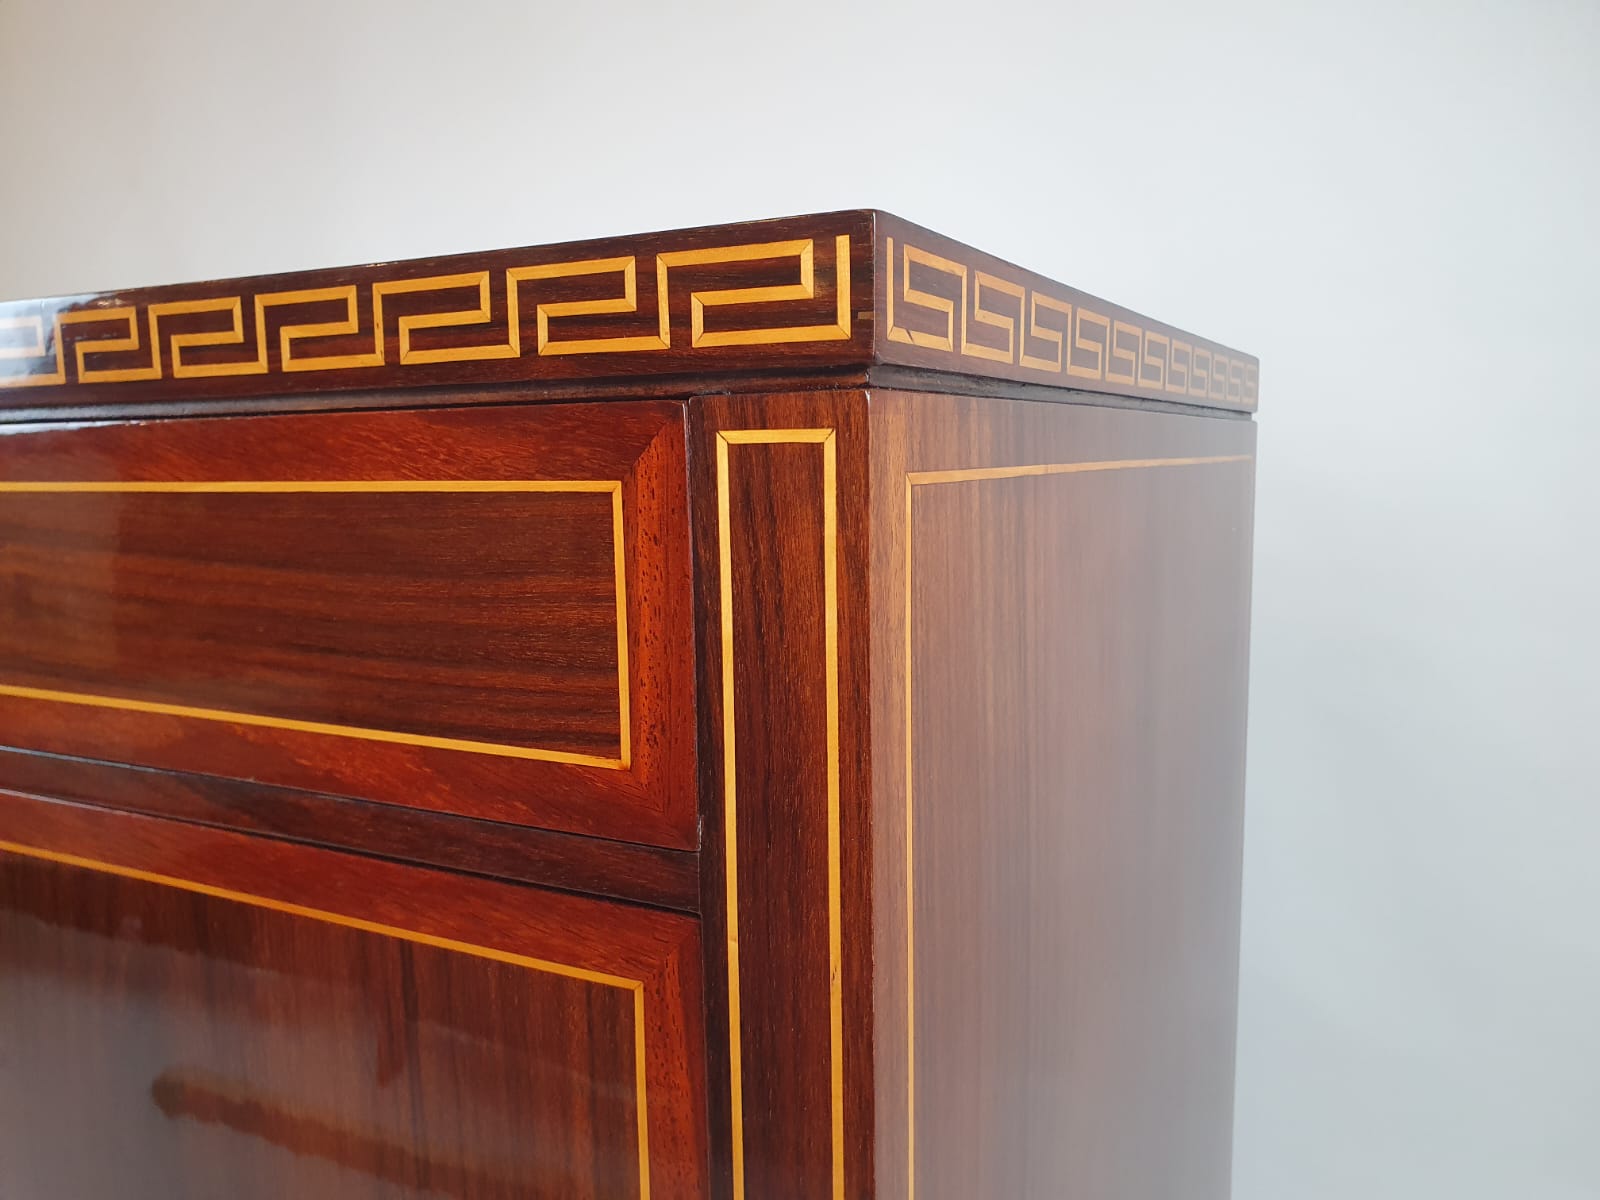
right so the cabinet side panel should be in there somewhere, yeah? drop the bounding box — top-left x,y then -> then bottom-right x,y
870,391 -> 1255,1200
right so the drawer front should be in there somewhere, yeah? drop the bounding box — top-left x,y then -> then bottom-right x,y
0,793 -> 709,1199
0,399 -> 695,847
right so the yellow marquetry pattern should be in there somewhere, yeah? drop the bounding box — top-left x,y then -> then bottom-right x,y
885,235 -> 1259,408
0,235 -> 855,390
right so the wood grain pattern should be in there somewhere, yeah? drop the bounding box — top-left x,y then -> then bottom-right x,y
1,204 -> 1261,1199
691,391 -> 875,1200
0,399 -> 697,848
0,749 -> 700,913
868,390 -> 1256,1200
0,790 -> 709,1199
0,484 -> 626,763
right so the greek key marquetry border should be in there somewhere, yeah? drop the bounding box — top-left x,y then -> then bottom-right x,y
0,235 -> 853,390
0,838 -> 655,1198
884,236 -> 1259,409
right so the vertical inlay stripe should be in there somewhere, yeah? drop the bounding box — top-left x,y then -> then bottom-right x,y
717,427 -> 845,1200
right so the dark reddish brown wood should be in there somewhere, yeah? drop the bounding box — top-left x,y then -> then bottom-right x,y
867,390 -> 1255,1199
0,399 -> 697,848
873,213 -> 1258,411
0,749 -> 699,912
1,212 -> 1261,1200
0,211 -> 1256,419
4,488 -> 622,753
690,391 -> 875,1200
0,790 -> 709,1199
0,370 -> 866,427
0,212 -> 873,410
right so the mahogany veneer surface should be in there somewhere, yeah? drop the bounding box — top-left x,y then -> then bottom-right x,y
868,393 -> 1255,1199
0,792 -> 708,1200
0,211 -> 1258,1200
0,210 -> 1256,419
0,399 -> 696,848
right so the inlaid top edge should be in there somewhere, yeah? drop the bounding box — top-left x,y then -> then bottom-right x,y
0,210 -> 877,313
0,209 -> 1256,413
871,211 -> 1257,412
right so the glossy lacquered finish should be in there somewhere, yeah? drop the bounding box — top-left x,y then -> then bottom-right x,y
0,791 -> 708,1199
0,212 -> 872,415
0,212 -> 1259,1200
868,393 -> 1255,1199
0,211 -> 1256,420
690,392 -> 876,1200
0,748 -> 700,913
0,399 -> 696,848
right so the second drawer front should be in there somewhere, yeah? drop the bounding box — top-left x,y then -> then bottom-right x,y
0,792 -> 709,1199
0,398 -> 695,848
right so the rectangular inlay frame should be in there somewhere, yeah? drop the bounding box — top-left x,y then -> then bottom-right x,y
0,478 -> 632,769
716,428 -> 846,1200
0,836 -> 655,1198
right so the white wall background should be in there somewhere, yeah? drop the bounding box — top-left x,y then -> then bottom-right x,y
3,1 -> 1596,1195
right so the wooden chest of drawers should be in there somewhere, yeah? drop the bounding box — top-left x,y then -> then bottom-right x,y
0,211 -> 1258,1199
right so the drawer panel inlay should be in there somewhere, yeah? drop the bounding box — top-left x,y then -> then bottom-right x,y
0,479 -> 630,768
0,401 -> 697,847
0,793 -> 710,1199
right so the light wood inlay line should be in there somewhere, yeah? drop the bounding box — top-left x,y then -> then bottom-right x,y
0,837 -> 654,1199
0,478 -> 632,769
717,427 -> 846,1200
901,453 -> 1254,1199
